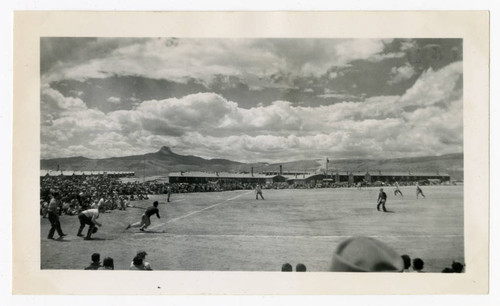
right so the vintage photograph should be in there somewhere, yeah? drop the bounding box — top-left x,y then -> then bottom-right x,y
39,37 -> 465,273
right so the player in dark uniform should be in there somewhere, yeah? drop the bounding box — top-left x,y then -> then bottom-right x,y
125,201 -> 161,231
377,188 -> 388,212
416,182 -> 426,199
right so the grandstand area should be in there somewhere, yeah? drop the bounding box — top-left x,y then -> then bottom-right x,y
41,185 -> 463,272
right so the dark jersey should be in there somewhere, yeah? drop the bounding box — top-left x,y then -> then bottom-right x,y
378,191 -> 387,201
145,206 -> 160,218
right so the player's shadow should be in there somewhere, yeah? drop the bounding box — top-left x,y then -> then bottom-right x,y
138,230 -> 165,234
82,237 -> 110,241
383,210 -> 395,213
50,238 -> 71,242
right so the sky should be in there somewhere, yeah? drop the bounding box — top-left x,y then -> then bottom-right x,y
40,38 -> 463,163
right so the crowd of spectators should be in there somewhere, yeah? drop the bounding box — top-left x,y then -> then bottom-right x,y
39,175 -> 273,216
40,175 -> 156,216
83,250 -> 152,271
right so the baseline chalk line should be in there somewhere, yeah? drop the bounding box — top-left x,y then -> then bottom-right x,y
147,191 -> 252,230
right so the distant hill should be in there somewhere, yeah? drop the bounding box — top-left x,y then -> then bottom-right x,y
41,147 -> 463,180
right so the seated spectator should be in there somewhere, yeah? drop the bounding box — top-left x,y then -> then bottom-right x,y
99,257 -> 114,270
401,254 -> 411,272
119,196 -> 127,210
412,258 -> 424,272
129,256 -> 147,270
129,250 -> 153,270
281,263 -> 293,272
452,261 -> 464,273
84,253 -> 101,270
296,263 -> 307,272
329,236 -> 404,272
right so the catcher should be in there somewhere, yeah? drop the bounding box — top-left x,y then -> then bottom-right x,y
77,206 -> 104,240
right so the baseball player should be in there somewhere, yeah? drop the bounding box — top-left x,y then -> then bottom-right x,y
125,201 -> 161,231
255,185 -> 264,200
416,182 -> 426,198
166,184 -> 172,202
394,182 -> 403,196
77,206 -> 104,240
46,192 -> 67,240
377,188 -> 388,212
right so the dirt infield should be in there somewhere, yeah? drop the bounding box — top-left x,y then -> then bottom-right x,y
41,185 -> 464,272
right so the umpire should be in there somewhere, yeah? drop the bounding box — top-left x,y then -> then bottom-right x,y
47,192 -> 66,240
377,188 -> 388,212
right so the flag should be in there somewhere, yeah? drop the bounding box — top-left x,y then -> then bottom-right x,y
326,158 -> 329,163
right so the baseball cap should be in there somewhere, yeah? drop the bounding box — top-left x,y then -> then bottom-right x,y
329,236 -> 404,272
137,250 -> 148,258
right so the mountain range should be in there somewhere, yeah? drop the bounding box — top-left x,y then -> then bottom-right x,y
41,146 -> 464,180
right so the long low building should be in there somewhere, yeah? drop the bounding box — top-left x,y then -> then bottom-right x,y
40,170 -> 135,178
168,170 -> 450,185
168,171 -> 286,185
286,171 -> 450,185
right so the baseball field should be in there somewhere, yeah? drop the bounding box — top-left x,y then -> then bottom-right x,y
40,185 -> 464,272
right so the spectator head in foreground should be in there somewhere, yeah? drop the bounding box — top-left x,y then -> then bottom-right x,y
296,263 -> 307,272
452,261 -> 464,273
130,256 -> 144,270
412,258 -> 424,272
442,267 -> 454,273
137,250 -> 148,259
329,236 -> 404,272
130,250 -> 152,270
91,253 -> 100,264
401,254 -> 411,270
281,263 -> 293,272
84,253 -> 101,270
102,257 -> 114,270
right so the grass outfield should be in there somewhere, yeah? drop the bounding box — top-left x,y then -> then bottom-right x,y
41,185 -> 464,272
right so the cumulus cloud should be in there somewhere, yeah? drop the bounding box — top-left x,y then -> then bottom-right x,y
42,38 -> 393,89
368,52 -> 406,62
400,39 -> 417,51
316,93 -> 361,101
106,96 -> 121,104
41,60 -> 462,161
399,61 -> 462,107
41,83 -> 87,115
334,39 -> 387,64
328,72 -> 338,79
387,63 -> 416,85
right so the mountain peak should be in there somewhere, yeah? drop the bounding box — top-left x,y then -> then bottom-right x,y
158,146 -> 174,154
